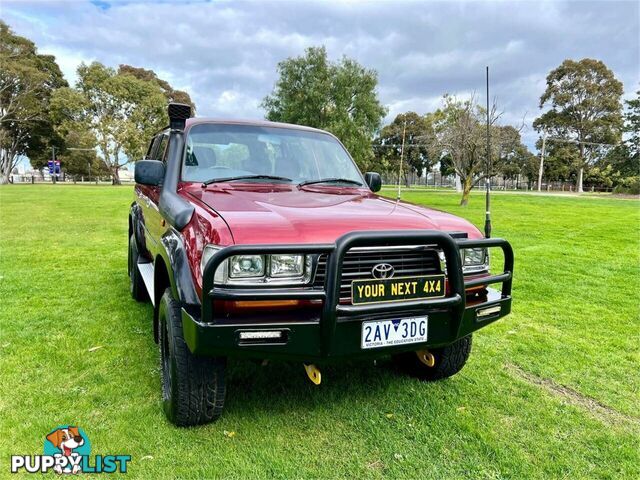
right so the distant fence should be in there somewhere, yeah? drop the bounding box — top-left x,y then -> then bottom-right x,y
381,172 -> 615,193
8,174 -> 135,185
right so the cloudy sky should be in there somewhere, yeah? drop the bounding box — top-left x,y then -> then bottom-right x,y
2,0 -> 639,150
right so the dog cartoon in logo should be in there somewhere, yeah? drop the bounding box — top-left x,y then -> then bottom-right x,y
46,426 -> 84,474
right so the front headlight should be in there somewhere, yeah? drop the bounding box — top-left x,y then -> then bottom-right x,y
200,245 -> 312,285
462,248 -> 486,266
230,255 -> 265,278
438,248 -> 489,275
461,248 -> 489,274
270,254 -> 304,277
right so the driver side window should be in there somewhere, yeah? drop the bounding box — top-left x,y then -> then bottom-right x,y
147,133 -> 169,162
156,135 -> 169,164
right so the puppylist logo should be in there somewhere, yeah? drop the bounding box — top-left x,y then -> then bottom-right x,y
11,425 -> 130,474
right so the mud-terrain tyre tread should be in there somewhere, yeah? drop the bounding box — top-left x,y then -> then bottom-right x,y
128,234 -> 149,302
159,288 -> 226,426
393,335 -> 472,381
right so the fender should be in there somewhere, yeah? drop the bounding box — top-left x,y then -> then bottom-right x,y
157,227 -> 200,307
129,202 -> 148,259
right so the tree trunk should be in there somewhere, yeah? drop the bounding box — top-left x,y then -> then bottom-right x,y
455,174 -> 462,192
577,142 -> 585,193
0,150 -> 11,184
112,166 -> 121,185
459,177 -> 473,206
577,167 -> 584,193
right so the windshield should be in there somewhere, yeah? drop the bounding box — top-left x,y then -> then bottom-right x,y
182,123 -> 364,185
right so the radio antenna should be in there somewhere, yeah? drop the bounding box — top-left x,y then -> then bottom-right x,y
484,66 -> 492,239
397,119 -> 407,201
396,120 -> 407,200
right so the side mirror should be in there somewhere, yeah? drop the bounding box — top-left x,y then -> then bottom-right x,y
364,172 -> 382,192
135,160 -> 165,186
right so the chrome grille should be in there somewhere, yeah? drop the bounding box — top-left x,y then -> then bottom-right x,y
313,247 -> 442,301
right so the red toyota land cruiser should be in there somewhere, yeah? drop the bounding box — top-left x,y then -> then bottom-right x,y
129,104 -> 513,426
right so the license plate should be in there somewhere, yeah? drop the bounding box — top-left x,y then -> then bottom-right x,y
351,275 -> 445,305
361,317 -> 428,349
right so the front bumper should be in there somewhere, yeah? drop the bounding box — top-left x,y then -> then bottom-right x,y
183,230 -> 513,362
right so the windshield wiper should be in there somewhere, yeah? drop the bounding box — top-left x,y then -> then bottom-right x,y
298,178 -> 363,187
202,175 -> 292,186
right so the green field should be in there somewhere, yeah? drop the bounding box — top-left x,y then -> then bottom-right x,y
1,185 -> 638,479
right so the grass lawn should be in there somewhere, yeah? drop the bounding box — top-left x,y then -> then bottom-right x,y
1,185 -> 638,479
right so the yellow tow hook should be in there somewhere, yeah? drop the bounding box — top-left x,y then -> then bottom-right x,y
416,350 -> 436,367
304,364 -> 322,385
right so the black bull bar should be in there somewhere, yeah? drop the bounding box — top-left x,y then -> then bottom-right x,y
184,230 -> 513,360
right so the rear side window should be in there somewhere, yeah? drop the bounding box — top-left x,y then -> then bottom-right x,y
145,137 -> 156,159
154,135 -> 169,163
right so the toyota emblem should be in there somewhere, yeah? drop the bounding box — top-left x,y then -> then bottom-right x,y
372,263 -> 394,279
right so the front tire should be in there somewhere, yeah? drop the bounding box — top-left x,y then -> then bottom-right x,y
393,335 -> 472,381
158,288 -> 227,426
128,234 -> 148,302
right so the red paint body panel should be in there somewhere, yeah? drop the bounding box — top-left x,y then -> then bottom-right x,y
181,182 -> 482,244
177,182 -> 482,295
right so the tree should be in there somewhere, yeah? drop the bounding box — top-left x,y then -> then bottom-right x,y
534,59 -> 624,193
51,62 -> 168,184
262,46 -> 387,169
537,142 -> 581,184
439,154 -> 456,178
519,149 -> 541,189
430,95 -> 526,204
56,127 -> 104,180
374,112 -> 436,186
621,89 -> 639,172
0,21 -> 66,183
624,90 -> 639,154
430,95 -> 495,205
494,125 -> 528,184
118,65 -> 196,112
583,164 -> 620,190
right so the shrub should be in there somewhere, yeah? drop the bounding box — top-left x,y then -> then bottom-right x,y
613,176 -> 640,195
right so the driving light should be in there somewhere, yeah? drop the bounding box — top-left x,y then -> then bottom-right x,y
238,330 -> 284,340
270,254 -> 304,277
230,255 -> 265,278
238,329 -> 288,345
477,305 -> 501,318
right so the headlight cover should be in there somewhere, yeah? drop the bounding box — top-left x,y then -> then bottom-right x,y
463,248 -> 486,266
438,248 -> 489,275
270,254 -> 304,277
230,255 -> 265,278
461,248 -> 489,274
200,245 -> 313,285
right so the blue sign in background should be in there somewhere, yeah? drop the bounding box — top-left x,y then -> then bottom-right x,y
47,161 -> 61,175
